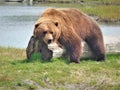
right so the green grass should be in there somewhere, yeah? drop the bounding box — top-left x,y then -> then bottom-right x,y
0,47 -> 120,89
80,5 -> 120,22
37,1 -> 120,23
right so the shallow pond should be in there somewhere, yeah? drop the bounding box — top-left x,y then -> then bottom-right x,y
0,5 -> 120,48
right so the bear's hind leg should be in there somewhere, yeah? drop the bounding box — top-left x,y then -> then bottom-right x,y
86,38 -> 105,61
69,43 -> 82,63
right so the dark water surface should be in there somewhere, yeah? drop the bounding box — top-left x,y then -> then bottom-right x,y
0,5 -> 120,48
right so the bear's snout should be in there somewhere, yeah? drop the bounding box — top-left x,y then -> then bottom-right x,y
44,33 -> 53,44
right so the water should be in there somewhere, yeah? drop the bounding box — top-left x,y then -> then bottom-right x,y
0,5 -> 120,48
0,5 -> 47,48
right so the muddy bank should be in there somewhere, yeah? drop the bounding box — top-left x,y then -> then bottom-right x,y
92,16 -> 120,24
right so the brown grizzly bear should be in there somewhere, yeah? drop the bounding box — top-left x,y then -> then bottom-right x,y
34,8 -> 105,63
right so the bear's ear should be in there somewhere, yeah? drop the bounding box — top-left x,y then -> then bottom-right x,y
54,22 -> 58,27
35,23 -> 39,28
33,23 -> 40,36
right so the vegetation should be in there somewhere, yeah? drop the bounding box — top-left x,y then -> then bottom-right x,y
36,0 -> 120,24
0,47 -> 120,89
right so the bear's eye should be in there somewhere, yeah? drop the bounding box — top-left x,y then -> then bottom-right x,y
43,31 -> 47,35
54,22 -> 58,26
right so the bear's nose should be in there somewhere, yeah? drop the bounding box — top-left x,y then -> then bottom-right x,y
47,39 -> 52,44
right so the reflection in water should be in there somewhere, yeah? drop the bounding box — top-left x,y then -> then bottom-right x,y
0,5 -> 120,48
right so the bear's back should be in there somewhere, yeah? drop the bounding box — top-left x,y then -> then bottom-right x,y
40,8 -> 101,40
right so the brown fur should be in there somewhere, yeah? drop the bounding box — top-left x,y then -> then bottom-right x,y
34,8 -> 105,63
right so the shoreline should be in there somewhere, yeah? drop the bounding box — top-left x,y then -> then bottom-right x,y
0,2 -> 120,24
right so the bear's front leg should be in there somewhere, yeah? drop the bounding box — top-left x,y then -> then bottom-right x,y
41,42 -> 53,61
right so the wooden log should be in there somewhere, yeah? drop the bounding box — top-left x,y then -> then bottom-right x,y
104,36 -> 120,54
26,35 -> 120,59
48,36 -> 120,58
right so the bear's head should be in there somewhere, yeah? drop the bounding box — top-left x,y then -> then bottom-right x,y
33,18 -> 60,45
